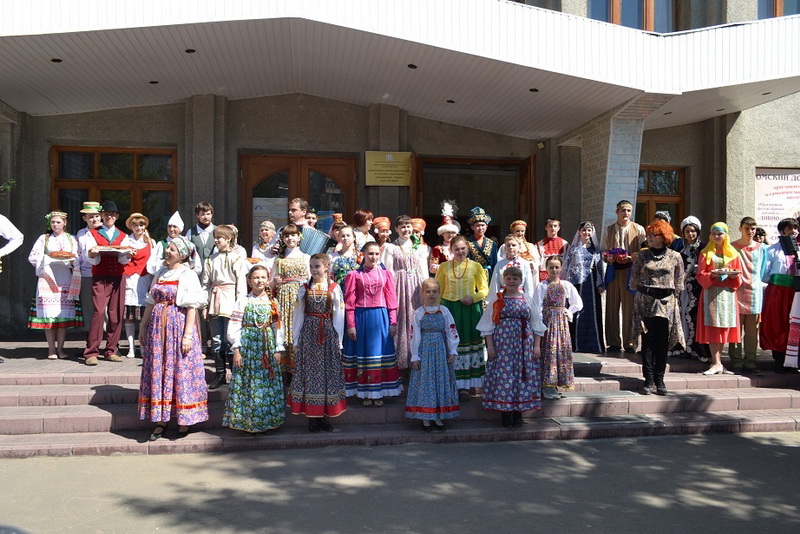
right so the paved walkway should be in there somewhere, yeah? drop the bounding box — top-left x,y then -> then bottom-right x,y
1,432 -> 799,533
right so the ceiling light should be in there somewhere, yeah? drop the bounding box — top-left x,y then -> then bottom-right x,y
529,88 -> 539,92
762,92 -> 772,95
446,99 -> 455,104
149,80 -> 159,85
716,108 -> 725,112
185,49 -> 196,54
663,111 -> 672,115
407,63 -> 417,69
50,58 -> 62,63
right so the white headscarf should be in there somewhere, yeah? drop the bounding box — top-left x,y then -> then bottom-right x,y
563,221 -> 604,285
167,211 -> 185,232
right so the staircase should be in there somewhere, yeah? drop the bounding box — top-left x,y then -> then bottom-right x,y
1,347 -> 798,458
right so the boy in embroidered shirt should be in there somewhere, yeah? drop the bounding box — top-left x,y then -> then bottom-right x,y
201,224 -> 250,389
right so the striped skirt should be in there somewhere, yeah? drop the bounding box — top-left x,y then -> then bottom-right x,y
441,298 -> 486,389
342,307 -> 402,399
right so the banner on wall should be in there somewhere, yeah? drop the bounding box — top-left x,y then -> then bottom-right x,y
365,151 -> 412,186
755,168 -> 800,243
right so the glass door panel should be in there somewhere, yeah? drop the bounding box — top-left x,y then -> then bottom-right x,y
251,171 -> 289,247
100,189 -> 131,233
308,171 -> 345,233
58,188 -> 89,235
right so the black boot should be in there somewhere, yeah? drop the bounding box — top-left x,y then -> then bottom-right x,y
512,411 -> 523,428
501,412 -> 512,428
208,352 -> 226,390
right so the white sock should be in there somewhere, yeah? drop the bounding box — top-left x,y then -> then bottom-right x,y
125,323 -> 136,355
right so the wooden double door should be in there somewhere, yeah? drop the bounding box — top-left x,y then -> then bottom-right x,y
240,155 -> 357,247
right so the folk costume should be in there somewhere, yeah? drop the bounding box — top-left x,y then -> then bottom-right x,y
75,201 -> 101,331
201,244 -> 250,386
224,291 -> 286,432
435,257 -> 489,389
466,207 -> 498,279
498,220 -> 541,275
121,216 -> 153,323
536,236 -> 569,282
342,264 -> 402,399
270,246 -> 310,374
405,305 -> 461,421
671,217 -> 711,361
696,223 -> 743,345
477,291 -> 544,413
428,201 -> 460,276
562,222 -> 606,354
82,201 -> 130,361
330,249 -> 361,294
730,237 -> 768,372
602,214 -> 646,351
138,253 -> 209,428
289,282 -> 348,418
0,213 -> 24,275
760,235 -> 797,369
385,235 -> 429,369
489,255 -> 536,299
148,212 -> 202,276
27,222 -> 82,329
630,245 -> 685,390
533,278 -> 583,391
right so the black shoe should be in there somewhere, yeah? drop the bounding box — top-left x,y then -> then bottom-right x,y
782,367 -> 800,374
501,412 -> 513,428
148,423 -> 167,442
512,411 -> 523,428
655,382 -> 667,396
642,384 -> 655,395
319,418 -> 333,432
308,418 -> 321,433
742,367 -> 763,376
207,373 -> 226,390
422,422 -> 432,432
433,422 -> 446,431
607,346 -> 622,353
624,347 -> 636,354
176,426 -> 191,439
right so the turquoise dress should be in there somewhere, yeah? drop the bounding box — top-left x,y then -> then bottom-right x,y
223,295 -> 285,432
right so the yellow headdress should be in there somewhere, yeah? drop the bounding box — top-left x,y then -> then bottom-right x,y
700,222 -> 738,267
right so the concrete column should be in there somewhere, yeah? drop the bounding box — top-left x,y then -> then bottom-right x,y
184,95 -> 227,220
0,102 -> 23,333
366,103 -> 408,219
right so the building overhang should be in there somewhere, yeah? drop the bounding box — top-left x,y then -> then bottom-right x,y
1,0 -> 799,139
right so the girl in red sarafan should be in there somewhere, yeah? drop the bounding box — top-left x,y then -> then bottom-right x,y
289,253 -> 348,432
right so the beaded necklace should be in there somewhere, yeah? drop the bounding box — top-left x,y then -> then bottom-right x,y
451,258 -> 469,280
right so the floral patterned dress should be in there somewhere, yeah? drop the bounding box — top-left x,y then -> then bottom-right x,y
223,294 -> 285,432
138,278 -> 209,427
535,280 -> 583,389
405,306 -> 461,420
289,283 -> 348,418
273,255 -> 309,372
330,253 -> 360,293
479,296 -> 542,412
387,242 -> 427,369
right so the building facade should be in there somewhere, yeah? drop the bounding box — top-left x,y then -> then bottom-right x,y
0,0 -> 798,333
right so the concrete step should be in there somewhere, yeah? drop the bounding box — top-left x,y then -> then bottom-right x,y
2,408 -> 799,458
3,388 -> 800,435
4,371 -> 799,408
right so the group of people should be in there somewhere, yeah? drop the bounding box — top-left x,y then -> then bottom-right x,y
10,194 -> 800,439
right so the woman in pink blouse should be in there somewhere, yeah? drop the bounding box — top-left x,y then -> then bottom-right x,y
342,241 -> 401,405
